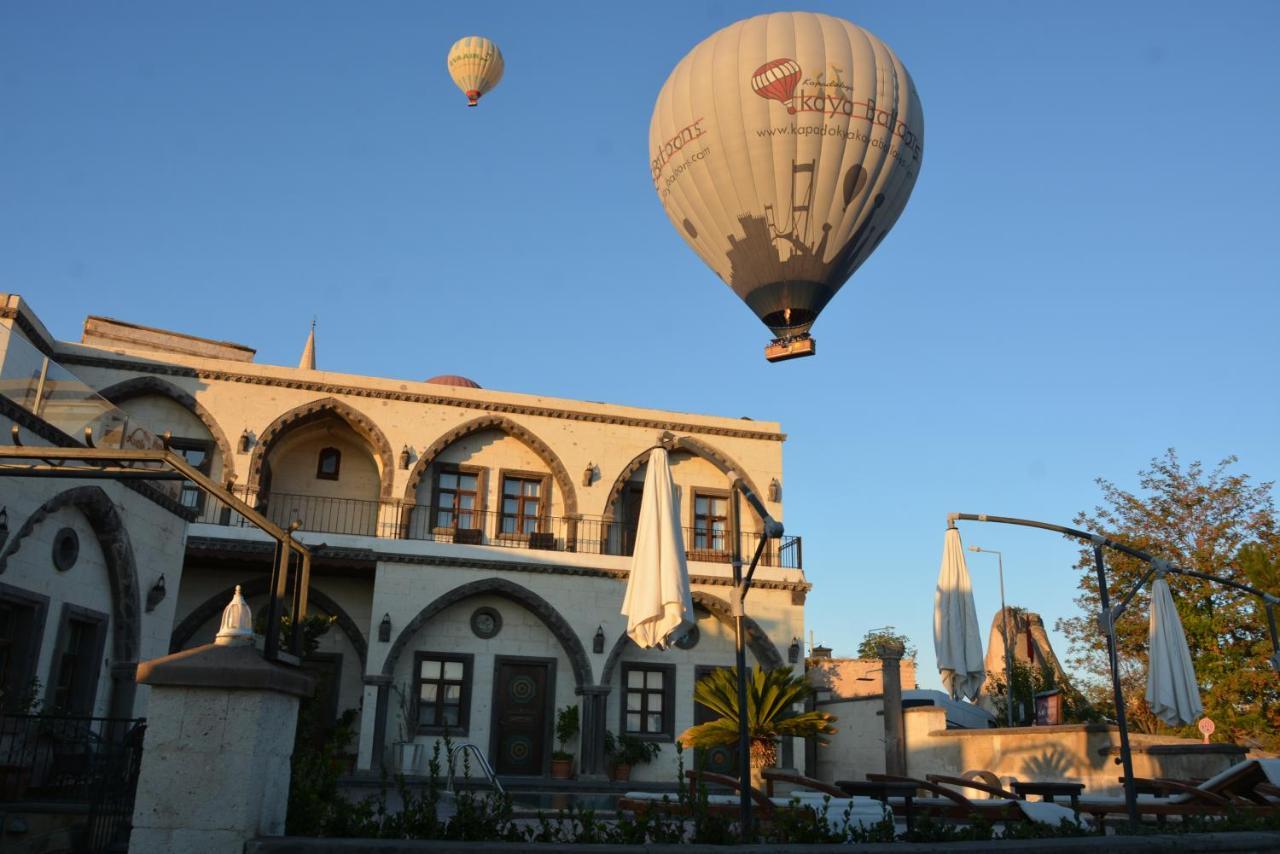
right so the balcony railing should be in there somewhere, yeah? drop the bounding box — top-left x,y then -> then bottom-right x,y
193,488 -> 802,569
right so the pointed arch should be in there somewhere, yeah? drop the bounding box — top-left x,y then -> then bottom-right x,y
403,415 -> 579,516
0,486 -> 142,717
383,577 -> 592,688
168,577 -> 368,666
601,435 -> 767,524
97,375 -> 236,483
599,590 -> 784,686
248,396 -> 395,498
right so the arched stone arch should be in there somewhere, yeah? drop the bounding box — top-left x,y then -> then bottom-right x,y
98,375 -> 237,483
0,486 -> 142,718
601,434 -> 767,524
600,591 -> 784,685
383,577 -> 592,689
168,578 -> 368,666
248,397 -> 395,498
403,415 -> 579,516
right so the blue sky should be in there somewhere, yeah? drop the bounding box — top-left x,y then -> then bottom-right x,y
4,1 -> 1278,690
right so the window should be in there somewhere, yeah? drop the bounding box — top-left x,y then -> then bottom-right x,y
169,437 -> 214,511
499,473 -> 546,536
47,605 -> 107,716
432,466 -> 482,530
621,663 -> 674,739
692,490 -> 729,553
0,584 -> 49,713
316,447 -> 341,480
413,652 -> 472,733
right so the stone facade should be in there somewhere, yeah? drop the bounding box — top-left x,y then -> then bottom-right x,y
0,292 -> 809,784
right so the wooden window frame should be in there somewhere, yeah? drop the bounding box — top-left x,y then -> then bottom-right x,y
412,651 -> 474,735
46,603 -> 108,716
0,582 -> 50,713
689,487 -> 731,562
620,662 -> 675,742
496,469 -> 549,542
430,464 -> 486,537
315,446 -> 342,481
168,436 -> 215,512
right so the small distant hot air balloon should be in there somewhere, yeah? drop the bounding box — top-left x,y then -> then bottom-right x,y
650,13 -> 925,362
447,36 -> 504,107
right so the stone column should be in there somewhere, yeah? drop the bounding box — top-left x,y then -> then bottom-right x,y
365,674 -> 392,773
877,638 -> 906,776
576,686 -> 610,781
129,588 -> 312,854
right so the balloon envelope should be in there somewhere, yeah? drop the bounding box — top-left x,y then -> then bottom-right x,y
649,13 -> 924,358
448,36 -> 504,106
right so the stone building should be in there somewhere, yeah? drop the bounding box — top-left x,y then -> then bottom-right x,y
0,293 -> 809,783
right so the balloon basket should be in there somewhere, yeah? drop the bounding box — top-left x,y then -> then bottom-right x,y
765,336 -> 816,363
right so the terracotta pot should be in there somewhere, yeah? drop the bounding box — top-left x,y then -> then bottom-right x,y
611,763 -> 632,782
550,757 -> 574,779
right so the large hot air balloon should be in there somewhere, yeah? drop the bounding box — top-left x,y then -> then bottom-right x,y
650,13 -> 924,361
447,36 -> 504,107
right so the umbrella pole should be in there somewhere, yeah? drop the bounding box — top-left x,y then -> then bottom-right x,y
1093,545 -> 1139,826
730,490 -> 753,840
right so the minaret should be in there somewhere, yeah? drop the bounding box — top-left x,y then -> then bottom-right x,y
298,319 -> 316,370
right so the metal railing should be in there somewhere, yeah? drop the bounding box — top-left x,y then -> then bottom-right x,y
0,714 -> 145,803
194,487 -> 803,568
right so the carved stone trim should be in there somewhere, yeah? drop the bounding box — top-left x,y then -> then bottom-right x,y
168,577 -> 368,666
182,535 -> 811,593
55,352 -> 785,443
598,590 -> 784,686
97,375 -> 238,484
601,435 -> 769,524
248,396 -> 395,499
382,577 -> 593,689
0,486 -> 142,668
403,414 -> 579,516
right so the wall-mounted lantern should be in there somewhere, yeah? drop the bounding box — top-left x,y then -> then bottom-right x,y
0,506 -> 8,552
378,613 -> 392,643
146,574 -> 167,613
593,625 -> 605,654
788,637 -> 802,664
769,478 -> 782,502
238,429 -> 254,453
398,445 -> 412,470
583,463 -> 595,487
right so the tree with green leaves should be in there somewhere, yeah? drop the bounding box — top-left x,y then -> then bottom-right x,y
856,626 -> 916,661
1055,450 -> 1279,747
679,666 -> 836,788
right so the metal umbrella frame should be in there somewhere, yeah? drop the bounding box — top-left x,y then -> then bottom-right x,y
948,512 -> 1280,826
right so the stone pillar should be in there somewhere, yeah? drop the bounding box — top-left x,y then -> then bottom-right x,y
365,674 -> 392,773
129,588 -> 312,854
576,686 -> 610,781
877,638 -> 906,776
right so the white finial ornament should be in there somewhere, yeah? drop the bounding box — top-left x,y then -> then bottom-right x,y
215,584 -> 254,646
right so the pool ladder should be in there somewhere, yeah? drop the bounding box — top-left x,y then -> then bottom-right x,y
447,742 -> 504,795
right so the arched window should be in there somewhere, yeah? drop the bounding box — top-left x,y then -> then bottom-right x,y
316,447 -> 341,480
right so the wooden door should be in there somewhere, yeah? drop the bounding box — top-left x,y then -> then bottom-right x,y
491,659 -> 553,775
693,665 -> 739,775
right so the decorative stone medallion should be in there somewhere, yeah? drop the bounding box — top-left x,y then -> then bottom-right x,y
52,527 -> 79,572
674,624 -> 700,650
470,606 -> 502,639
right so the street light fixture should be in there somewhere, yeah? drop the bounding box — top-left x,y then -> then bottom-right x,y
968,545 -> 1015,728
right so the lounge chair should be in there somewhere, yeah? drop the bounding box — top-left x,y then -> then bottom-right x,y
1076,762 -> 1280,824
853,773 -> 1087,829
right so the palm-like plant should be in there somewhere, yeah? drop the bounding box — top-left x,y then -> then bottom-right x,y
679,666 -> 836,783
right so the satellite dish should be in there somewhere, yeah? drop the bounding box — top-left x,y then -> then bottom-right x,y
650,12 -> 924,361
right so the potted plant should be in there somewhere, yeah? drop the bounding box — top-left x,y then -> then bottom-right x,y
550,704 -> 578,779
679,666 -> 836,790
390,682 -> 421,775
605,730 -> 661,782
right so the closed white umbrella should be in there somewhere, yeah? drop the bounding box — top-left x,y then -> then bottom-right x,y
1147,571 -> 1203,726
935,527 -> 986,701
621,448 -> 695,648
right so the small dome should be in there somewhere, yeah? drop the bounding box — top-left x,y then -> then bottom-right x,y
426,374 -> 481,389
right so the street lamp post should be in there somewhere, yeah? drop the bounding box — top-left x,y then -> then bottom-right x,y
969,545 -> 1015,727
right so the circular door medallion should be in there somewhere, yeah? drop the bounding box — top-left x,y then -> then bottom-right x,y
470,606 -> 502,639
508,674 -> 538,703
505,735 -> 533,766
52,528 -> 79,572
